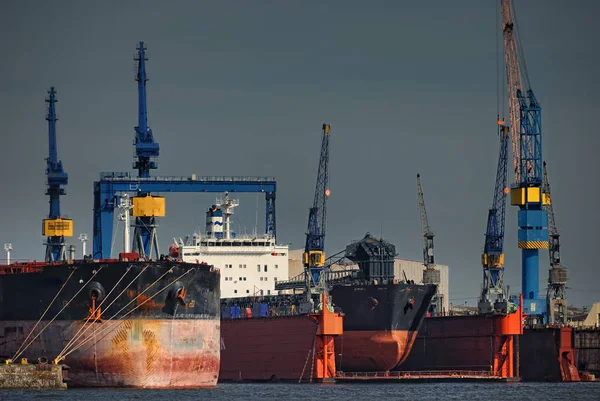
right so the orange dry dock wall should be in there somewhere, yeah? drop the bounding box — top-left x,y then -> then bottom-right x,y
311,294 -> 344,381
401,296 -> 523,379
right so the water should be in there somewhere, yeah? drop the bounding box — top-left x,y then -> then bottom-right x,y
1,383 -> 598,401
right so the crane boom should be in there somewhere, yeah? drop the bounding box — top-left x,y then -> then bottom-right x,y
303,124 -> 331,298
417,174 -> 441,315
543,161 -> 567,324
417,174 -> 434,268
478,125 -> 510,314
501,0 -> 526,183
543,162 -> 559,265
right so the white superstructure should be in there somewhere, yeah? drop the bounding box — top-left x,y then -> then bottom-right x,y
173,192 -> 289,299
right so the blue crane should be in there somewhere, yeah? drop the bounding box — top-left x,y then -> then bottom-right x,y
92,43 -> 278,259
478,125 -> 510,314
303,124 -> 331,301
133,41 -> 159,178
501,0 -> 549,323
43,87 -> 73,262
131,41 -> 161,259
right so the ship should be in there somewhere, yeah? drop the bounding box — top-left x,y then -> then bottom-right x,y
0,196 -> 221,388
0,257 -> 221,388
172,193 -> 436,380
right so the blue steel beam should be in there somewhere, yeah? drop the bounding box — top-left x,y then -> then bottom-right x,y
92,174 -> 276,259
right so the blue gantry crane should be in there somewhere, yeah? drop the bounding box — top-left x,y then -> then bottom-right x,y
43,87 -> 73,262
501,0 -> 549,322
478,125 -> 510,314
131,41 -> 163,259
92,42 -> 277,259
303,123 -> 331,301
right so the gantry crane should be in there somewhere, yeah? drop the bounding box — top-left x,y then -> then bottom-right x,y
417,174 -> 441,316
478,125 -> 510,314
130,41 -> 164,259
43,87 -> 73,262
303,123 -> 331,308
92,44 -> 277,259
543,161 -> 568,324
501,0 -> 549,322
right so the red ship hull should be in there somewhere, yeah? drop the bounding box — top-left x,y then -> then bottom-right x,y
220,315 -> 318,381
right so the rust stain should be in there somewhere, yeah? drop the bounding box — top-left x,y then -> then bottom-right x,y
143,328 -> 161,381
125,290 -> 165,309
110,320 -> 135,379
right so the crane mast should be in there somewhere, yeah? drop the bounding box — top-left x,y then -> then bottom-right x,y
303,123 -> 331,307
501,0 -> 548,323
543,161 -> 567,324
131,41 -> 164,259
478,125 -> 510,314
43,87 -> 73,262
417,174 -> 441,316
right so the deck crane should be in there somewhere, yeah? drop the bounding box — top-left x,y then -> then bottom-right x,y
542,161 -> 568,324
501,0 -> 549,322
478,125 -> 510,314
303,123 -> 331,309
416,174 -> 441,316
131,41 -> 164,259
43,87 -> 73,262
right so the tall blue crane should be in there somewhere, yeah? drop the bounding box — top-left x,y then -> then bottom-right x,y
416,174 -> 441,316
501,0 -> 549,323
478,125 -> 510,314
543,161 -> 567,324
133,41 -> 159,178
131,41 -> 162,259
43,87 -> 73,262
303,123 -> 331,302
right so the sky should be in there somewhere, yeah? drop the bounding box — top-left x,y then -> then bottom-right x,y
1,1 -> 598,308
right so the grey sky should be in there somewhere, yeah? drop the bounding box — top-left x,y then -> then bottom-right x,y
1,1 -> 598,307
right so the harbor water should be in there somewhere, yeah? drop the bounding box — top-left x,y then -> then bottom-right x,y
0,382 -> 598,401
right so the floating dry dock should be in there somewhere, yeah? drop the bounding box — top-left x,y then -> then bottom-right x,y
335,370 -> 517,383
0,361 -> 68,389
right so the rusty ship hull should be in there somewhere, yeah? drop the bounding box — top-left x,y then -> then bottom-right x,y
218,282 -> 436,381
0,260 -> 220,388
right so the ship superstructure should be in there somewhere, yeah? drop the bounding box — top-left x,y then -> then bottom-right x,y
173,192 -> 289,298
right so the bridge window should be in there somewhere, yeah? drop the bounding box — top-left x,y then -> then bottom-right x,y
234,289 -> 237,294
264,265 -> 268,272
275,264 -> 278,269
257,265 -> 260,272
